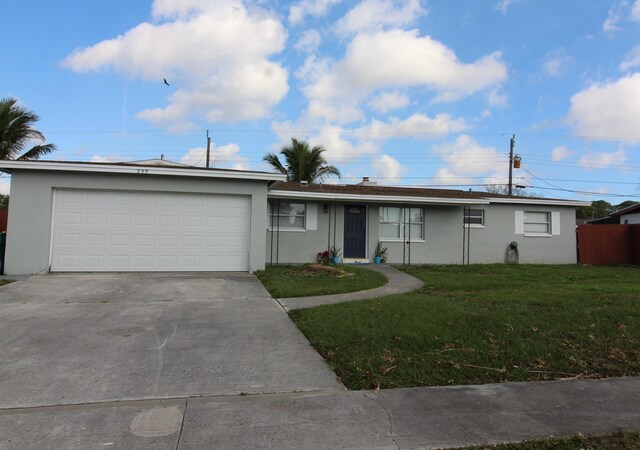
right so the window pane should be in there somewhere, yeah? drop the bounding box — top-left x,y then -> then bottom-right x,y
271,215 -> 305,229
380,223 -> 401,239
524,222 -> 549,233
408,208 -> 423,223
467,216 -> 483,225
279,202 -> 305,215
380,207 -> 401,222
524,212 -> 549,223
408,223 -> 423,239
464,209 -> 484,225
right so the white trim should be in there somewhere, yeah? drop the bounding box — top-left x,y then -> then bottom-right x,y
551,211 -> 561,235
269,190 -> 489,205
515,211 -> 524,235
487,197 -> 590,207
0,160 -> 286,182
306,204 -> 318,231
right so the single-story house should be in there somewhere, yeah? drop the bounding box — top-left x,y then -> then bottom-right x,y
0,160 -> 589,275
610,203 -> 640,225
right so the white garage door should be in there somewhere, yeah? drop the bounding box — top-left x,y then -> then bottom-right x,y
51,189 -> 251,272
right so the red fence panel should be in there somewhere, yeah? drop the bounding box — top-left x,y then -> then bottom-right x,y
577,224 -> 640,265
0,210 -> 7,232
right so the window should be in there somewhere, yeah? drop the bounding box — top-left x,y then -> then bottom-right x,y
463,209 -> 485,227
523,211 -> 550,235
379,207 -> 424,241
270,202 -> 306,230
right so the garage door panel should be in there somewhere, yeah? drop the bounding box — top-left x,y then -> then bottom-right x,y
51,190 -> 251,272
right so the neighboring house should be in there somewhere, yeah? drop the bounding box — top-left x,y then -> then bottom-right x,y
610,203 -> 640,225
266,180 -> 588,265
0,160 -> 588,275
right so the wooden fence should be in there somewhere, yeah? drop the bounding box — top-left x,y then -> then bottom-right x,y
0,210 -> 7,232
577,224 -> 640,265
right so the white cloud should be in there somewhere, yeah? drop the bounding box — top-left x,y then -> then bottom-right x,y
91,154 -> 124,163
603,8 -> 620,32
294,30 -> 322,53
486,88 -> 508,107
551,145 -> 571,161
620,44 -> 640,71
336,0 -> 425,35
180,143 -> 248,170
368,91 -> 409,113
577,148 -> 626,169
542,48 -> 575,77
289,0 -> 341,24
631,0 -> 640,20
357,113 -> 468,139
0,177 -> 11,195
309,126 -> 378,163
567,73 -> 640,141
432,135 -> 507,183
304,29 -> 507,122
495,0 -> 520,14
371,155 -> 405,184
63,0 -> 288,128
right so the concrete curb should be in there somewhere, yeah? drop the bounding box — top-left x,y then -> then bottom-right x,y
277,264 -> 424,311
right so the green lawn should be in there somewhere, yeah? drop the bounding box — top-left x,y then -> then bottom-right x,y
289,264 -> 640,389
0,279 -> 13,287
456,429 -> 640,450
255,264 -> 387,298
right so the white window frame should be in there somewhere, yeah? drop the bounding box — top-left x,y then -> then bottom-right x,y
379,206 -> 424,242
269,201 -> 306,232
515,210 -> 562,237
523,211 -> 551,236
463,208 -> 485,228
268,201 -> 318,232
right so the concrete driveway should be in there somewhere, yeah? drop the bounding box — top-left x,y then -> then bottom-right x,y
0,273 -> 342,409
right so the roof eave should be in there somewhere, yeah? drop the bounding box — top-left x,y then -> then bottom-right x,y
486,197 -> 591,207
0,160 -> 287,182
267,190 -> 490,205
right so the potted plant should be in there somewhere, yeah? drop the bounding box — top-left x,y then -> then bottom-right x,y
317,250 -> 330,265
374,241 -> 388,264
329,245 -> 342,265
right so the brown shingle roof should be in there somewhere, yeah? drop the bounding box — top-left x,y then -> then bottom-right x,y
270,182 -> 526,200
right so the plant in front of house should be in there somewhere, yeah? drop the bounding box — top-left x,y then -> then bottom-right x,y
374,241 -> 388,264
317,250 -> 330,265
329,245 -> 342,264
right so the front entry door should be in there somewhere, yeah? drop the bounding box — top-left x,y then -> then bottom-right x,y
344,205 -> 366,258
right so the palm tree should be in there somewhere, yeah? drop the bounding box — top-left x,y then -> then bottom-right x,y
0,97 -> 56,160
264,137 -> 340,183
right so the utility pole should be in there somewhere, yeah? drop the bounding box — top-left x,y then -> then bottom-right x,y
206,130 -> 211,169
508,134 -> 515,196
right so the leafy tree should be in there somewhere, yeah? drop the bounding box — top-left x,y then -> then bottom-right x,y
576,200 -> 614,220
0,194 -> 7,209
264,137 -> 340,183
484,184 -> 539,197
614,200 -> 638,211
0,97 -> 55,160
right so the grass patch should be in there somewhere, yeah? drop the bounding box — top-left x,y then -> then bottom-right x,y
255,264 -> 387,298
0,279 -> 14,287
456,429 -> 640,449
290,264 -> 640,389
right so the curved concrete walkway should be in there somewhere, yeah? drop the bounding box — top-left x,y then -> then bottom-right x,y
277,264 -> 424,311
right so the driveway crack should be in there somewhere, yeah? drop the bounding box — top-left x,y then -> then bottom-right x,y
362,392 -> 400,449
175,399 -> 187,450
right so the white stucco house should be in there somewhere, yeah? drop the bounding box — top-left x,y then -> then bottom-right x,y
0,160 -> 588,275
611,203 -> 640,225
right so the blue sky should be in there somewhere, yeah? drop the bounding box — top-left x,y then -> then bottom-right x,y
2,0 -> 640,202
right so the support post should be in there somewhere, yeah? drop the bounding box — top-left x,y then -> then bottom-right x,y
206,130 -> 211,169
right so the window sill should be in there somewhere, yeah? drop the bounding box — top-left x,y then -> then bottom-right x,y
268,228 -> 307,233
380,239 -> 426,243
464,224 -> 485,229
523,233 -> 552,238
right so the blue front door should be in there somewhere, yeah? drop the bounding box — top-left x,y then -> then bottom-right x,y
344,205 -> 366,258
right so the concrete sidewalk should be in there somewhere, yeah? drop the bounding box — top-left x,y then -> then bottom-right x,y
278,264 -> 424,310
2,377 -> 639,449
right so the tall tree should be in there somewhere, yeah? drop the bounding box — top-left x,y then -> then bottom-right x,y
0,97 -> 56,160
264,137 -> 340,183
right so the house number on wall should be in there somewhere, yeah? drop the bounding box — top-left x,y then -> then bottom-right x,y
136,169 -> 149,174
